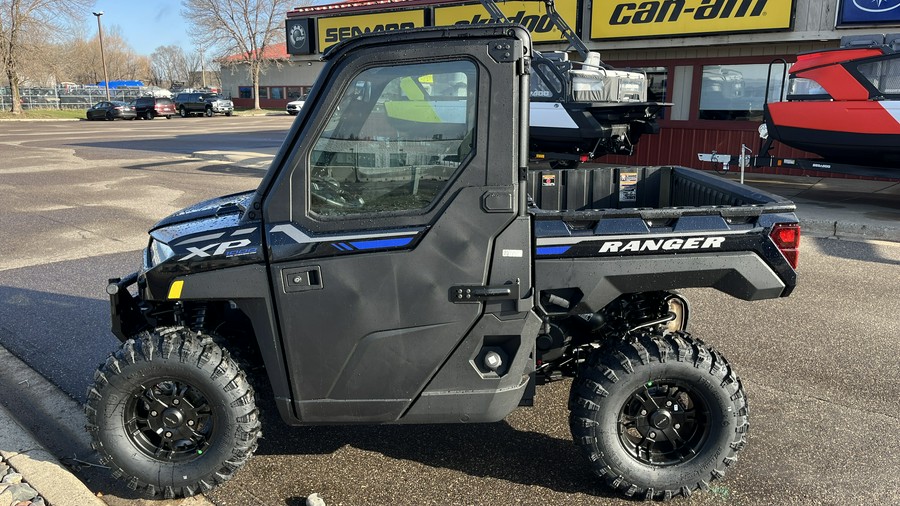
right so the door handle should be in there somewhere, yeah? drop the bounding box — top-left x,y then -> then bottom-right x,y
282,266 -> 323,293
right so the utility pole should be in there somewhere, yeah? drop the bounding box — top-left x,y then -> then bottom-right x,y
93,11 -> 111,102
200,47 -> 206,89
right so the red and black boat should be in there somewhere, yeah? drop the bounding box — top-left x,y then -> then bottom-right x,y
762,39 -> 900,167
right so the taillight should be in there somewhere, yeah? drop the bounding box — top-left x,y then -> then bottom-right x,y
770,223 -> 800,269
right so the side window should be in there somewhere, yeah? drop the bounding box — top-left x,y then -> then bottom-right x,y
699,64 -> 785,121
309,60 -> 477,217
856,56 -> 900,97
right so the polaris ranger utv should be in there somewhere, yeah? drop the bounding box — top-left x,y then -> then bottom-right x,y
86,25 -> 800,501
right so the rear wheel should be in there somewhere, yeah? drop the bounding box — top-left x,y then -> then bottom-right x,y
179,106 -> 187,118
569,332 -> 748,500
85,328 -> 260,498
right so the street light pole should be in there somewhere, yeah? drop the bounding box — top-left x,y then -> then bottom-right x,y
93,11 -> 111,102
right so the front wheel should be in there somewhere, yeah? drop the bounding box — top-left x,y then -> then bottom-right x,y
85,328 -> 260,498
569,332 -> 748,500
205,108 -> 213,117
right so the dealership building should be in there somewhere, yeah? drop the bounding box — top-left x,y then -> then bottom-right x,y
221,0 -> 900,169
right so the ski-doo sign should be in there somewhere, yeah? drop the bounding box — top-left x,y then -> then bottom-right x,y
591,0 -> 794,40
435,0 -> 578,43
318,10 -> 425,52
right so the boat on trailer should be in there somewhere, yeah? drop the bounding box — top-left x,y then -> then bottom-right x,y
761,34 -> 900,167
480,0 -> 668,165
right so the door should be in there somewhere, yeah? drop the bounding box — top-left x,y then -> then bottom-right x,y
262,27 -> 534,423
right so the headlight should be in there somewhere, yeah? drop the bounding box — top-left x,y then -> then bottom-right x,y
148,239 -> 175,268
758,123 -> 768,139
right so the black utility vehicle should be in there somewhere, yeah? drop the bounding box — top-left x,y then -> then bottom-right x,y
88,26 -> 801,501
174,91 -> 234,117
133,96 -> 175,120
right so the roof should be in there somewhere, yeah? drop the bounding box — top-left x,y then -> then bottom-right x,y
288,0 -> 463,17
219,45 -> 290,63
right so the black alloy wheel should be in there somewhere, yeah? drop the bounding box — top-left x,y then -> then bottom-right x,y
617,380 -> 710,466
85,328 -> 260,498
569,332 -> 748,500
124,378 -> 214,462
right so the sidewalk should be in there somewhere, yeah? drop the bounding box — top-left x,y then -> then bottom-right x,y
0,404 -> 104,506
726,172 -> 900,242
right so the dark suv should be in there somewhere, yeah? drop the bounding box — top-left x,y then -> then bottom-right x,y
174,92 -> 234,117
133,96 -> 175,120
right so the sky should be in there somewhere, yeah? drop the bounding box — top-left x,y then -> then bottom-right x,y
87,0 -> 192,56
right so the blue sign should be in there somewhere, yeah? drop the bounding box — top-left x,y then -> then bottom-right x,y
838,0 -> 900,25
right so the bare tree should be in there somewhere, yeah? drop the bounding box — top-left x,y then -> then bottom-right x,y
0,0 -> 94,114
181,0 -> 294,109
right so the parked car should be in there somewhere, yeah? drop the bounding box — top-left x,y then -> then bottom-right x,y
174,92 -> 234,117
286,99 -> 305,115
133,96 -> 175,120
86,101 -> 136,121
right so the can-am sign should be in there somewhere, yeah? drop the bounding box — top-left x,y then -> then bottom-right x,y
838,0 -> 900,25
591,0 -> 795,40
434,0 -> 578,43
317,10 -> 426,52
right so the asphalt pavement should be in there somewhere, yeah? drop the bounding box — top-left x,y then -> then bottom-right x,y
1,145 -> 898,506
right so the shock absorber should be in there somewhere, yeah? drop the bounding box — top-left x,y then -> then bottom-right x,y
189,304 -> 207,331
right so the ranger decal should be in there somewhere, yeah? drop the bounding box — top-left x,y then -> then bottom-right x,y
598,236 -> 726,253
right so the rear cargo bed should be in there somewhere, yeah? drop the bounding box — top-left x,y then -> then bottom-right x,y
526,165 -> 795,219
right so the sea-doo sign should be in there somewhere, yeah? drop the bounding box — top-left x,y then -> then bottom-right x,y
317,10 -> 425,52
591,0 -> 795,40
434,0 -> 578,43
837,0 -> 900,26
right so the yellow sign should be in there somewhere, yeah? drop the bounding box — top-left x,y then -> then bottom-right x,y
434,0 -> 579,43
318,10 -> 426,51
591,0 -> 794,40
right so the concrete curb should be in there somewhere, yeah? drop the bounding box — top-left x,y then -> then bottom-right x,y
799,218 -> 900,243
0,404 -> 105,506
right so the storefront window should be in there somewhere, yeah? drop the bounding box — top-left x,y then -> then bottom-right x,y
271,87 -> 285,100
638,66 -> 667,118
258,87 -> 269,100
239,87 -> 252,99
699,64 -> 785,121
287,86 -> 306,100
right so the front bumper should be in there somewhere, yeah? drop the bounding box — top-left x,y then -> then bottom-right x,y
107,272 -> 148,342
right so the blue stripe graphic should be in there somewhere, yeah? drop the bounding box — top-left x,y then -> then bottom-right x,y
349,237 -> 414,250
536,246 -> 571,256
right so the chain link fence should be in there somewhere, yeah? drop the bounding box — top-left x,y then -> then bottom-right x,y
0,86 -> 161,110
